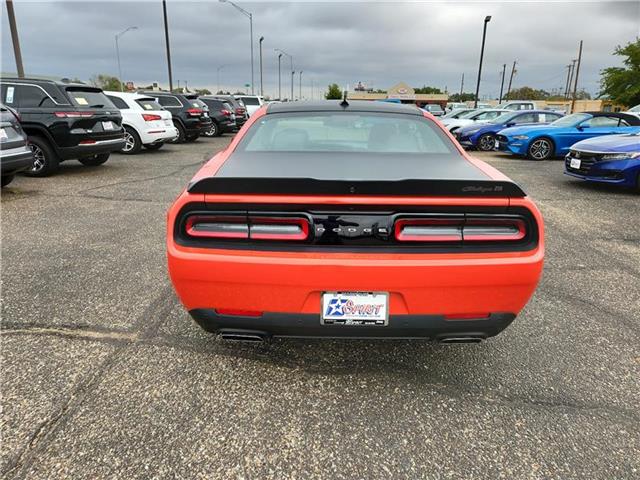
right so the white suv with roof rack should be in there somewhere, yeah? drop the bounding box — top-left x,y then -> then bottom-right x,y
104,91 -> 178,154
234,95 -> 264,117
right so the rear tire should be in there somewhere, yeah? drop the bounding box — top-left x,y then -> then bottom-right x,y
169,122 -> 185,144
203,122 -> 220,137
25,136 -> 59,177
78,153 -> 110,166
121,126 -> 142,154
527,137 -> 554,160
477,133 -> 496,151
144,143 -> 164,151
1,175 -> 15,187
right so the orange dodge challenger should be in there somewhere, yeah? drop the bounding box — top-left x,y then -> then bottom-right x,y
167,100 -> 544,343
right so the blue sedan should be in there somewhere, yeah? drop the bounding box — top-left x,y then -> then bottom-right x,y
496,112 -> 640,160
565,133 -> 640,190
455,110 -> 563,151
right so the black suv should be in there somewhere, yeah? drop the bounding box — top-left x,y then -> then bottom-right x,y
211,95 -> 248,129
199,97 -> 236,137
0,78 -> 125,176
0,104 -> 33,187
138,91 -> 212,143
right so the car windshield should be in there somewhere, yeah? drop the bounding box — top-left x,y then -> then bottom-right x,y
489,112 -> 520,124
236,112 -> 458,154
551,113 -> 591,127
459,110 -> 483,119
66,88 -> 115,108
442,109 -> 471,119
629,105 -> 640,113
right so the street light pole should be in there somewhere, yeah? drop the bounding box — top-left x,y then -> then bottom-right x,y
6,0 -> 24,78
217,65 -> 227,93
115,26 -> 137,92
506,60 -> 517,99
275,49 -> 293,101
299,71 -> 303,100
570,40 -> 583,114
162,0 -> 173,92
220,0 -> 254,95
259,36 -> 264,97
278,53 -> 282,100
474,15 -> 491,108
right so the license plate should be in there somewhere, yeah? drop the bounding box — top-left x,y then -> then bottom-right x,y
0,128 -> 7,140
570,158 -> 581,169
102,121 -> 114,131
321,292 -> 388,326
164,119 -> 172,126
495,140 -> 500,149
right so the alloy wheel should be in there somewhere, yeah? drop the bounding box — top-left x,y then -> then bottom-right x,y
123,131 -> 136,152
530,139 -> 551,160
29,144 -> 45,173
478,134 -> 495,151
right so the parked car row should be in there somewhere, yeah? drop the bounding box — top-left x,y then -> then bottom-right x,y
443,106 -> 640,191
0,76 -> 265,185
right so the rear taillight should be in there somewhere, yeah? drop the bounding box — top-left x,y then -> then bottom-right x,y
215,309 -> 263,317
79,140 -> 97,145
463,218 -> 526,242
184,215 -> 309,241
221,109 -> 231,116
142,114 -> 162,122
186,108 -> 203,117
394,217 -> 527,243
394,218 -> 463,242
55,111 -> 94,118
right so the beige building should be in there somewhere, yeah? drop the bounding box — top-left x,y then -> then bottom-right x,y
349,82 -> 448,107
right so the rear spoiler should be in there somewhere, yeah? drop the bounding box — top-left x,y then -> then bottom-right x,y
187,177 -> 526,197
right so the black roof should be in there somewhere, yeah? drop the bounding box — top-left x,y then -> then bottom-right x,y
266,100 -> 423,116
583,111 -> 640,125
0,77 -> 96,89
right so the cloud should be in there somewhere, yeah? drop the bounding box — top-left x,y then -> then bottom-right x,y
2,0 -> 638,99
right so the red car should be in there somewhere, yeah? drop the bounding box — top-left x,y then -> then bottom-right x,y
167,101 -> 544,343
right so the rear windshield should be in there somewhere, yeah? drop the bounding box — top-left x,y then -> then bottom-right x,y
135,98 -> 163,111
66,88 -> 115,108
240,97 -> 260,106
190,99 -> 207,109
236,112 -> 458,154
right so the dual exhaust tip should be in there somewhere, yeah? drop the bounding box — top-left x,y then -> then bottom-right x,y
218,329 -> 486,344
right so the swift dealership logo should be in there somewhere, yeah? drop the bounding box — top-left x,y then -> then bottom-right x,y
325,298 -> 384,317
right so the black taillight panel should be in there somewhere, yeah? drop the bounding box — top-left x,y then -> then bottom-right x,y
175,204 -> 539,253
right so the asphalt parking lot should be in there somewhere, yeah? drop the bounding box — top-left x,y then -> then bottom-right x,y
1,137 -> 639,479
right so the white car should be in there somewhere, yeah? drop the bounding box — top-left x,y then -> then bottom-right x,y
234,95 -> 264,117
626,104 -> 640,119
440,109 -> 510,132
104,91 -> 178,154
446,102 -> 468,112
499,100 -> 540,111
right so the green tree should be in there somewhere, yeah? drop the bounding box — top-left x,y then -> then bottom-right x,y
325,83 -> 342,100
195,88 -> 212,95
504,86 -> 550,101
90,74 -> 122,91
414,85 -> 442,94
599,38 -> 640,107
448,92 -> 476,102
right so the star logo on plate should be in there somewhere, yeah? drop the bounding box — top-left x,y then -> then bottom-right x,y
326,298 -> 347,316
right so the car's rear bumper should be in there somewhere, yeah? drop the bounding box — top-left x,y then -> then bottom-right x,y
58,137 -> 126,160
190,309 -> 516,340
0,147 -> 33,175
139,126 -> 179,145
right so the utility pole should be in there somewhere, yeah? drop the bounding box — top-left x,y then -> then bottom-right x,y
299,71 -> 303,100
473,15 -> 492,108
291,71 -> 295,100
563,63 -> 572,99
571,41 -> 583,114
277,53 -> 282,100
459,73 -> 464,97
506,60 -> 517,99
162,0 -> 173,91
566,59 -> 577,100
259,36 -> 264,97
498,63 -> 506,103
6,0 -> 25,78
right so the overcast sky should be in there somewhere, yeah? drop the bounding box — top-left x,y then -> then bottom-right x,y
2,0 -> 639,99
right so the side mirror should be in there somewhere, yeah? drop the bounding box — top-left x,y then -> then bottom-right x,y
506,122 -> 516,127
577,124 -> 590,130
